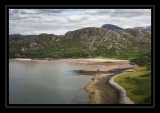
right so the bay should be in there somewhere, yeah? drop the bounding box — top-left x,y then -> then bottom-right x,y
9,60 -> 93,104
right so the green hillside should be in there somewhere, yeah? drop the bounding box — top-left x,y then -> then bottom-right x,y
9,27 -> 151,60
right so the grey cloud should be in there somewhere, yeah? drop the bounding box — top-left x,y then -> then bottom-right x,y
20,9 -> 65,14
9,9 -> 65,20
10,9 -> 65,14
85,9 -> 151,17
9,9 -> 151,35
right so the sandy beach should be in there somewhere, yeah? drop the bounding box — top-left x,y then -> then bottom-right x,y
10,58 -> 32,61
10,58 -> 128,63
9,58 -> 137,104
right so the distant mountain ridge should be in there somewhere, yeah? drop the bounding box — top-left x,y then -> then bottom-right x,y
101,24 -> 123,30
9,34 -> 36,41
132,26 -> 151,31
101,24 -> 151,31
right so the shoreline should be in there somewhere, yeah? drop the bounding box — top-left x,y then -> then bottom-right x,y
84,73 -> 120,104
10,58 -> 32,61
84,71 -> 135,104
10,58 -> 136,104
109,72 -> 134,104
9,58 -> 129,64
9,58 -> 128,61
81,62 -> 137,104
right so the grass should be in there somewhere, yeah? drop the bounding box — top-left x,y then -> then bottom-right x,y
114,67 -> 151,104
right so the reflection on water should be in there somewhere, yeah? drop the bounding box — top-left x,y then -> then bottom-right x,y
9,60 -> 93,104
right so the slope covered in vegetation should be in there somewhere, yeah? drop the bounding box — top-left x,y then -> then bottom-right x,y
9,27 -> 151,60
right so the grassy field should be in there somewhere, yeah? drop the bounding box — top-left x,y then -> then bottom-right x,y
114,67 -> 151,104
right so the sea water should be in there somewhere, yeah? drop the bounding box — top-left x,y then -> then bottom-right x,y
9,60 -> 93,104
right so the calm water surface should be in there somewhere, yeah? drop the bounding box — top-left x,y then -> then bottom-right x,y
9,60 -> 94,104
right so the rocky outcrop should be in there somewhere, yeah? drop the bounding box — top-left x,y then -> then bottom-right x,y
64,27 -> 151,52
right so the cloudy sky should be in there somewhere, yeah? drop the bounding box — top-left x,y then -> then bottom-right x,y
9,9 -> 151,35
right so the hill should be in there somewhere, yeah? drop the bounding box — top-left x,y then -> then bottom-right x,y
101,24 -> 123,30
9,27 -> 151,59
